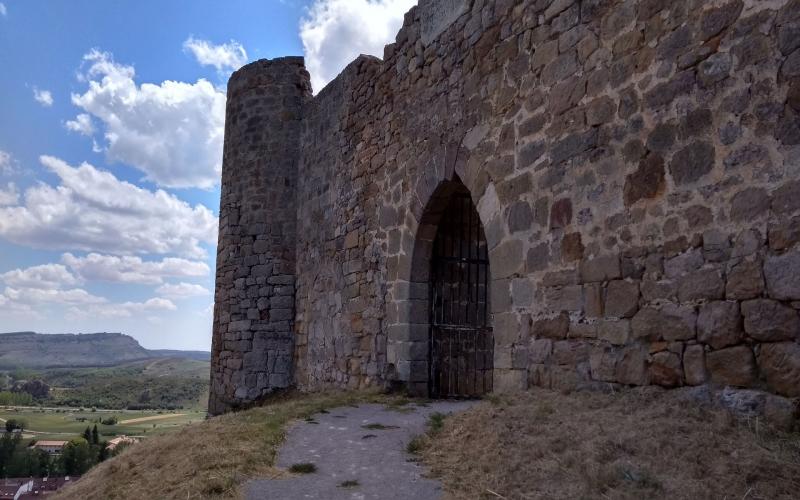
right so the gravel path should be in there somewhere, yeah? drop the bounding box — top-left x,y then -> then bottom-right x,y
245,401 -> 475,500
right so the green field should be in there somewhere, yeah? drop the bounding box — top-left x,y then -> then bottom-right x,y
3,357 -> 210,411
0,407 -> 205,442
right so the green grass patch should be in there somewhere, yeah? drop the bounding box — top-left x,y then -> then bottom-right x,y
407,435 -> 425,454
428,412 -> 446,434
339,479 -> 360,488
289,462 -> 317,474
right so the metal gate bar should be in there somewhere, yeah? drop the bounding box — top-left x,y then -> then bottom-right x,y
429,192 -> 493,399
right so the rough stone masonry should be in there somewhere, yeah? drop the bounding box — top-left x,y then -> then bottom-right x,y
209,0 -> 800,416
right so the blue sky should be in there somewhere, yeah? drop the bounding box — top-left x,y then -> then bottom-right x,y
0,0 -> 414,350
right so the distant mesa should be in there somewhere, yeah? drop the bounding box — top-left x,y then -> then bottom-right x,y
0,331 -> 210,369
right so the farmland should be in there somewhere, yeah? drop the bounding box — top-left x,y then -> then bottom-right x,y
0,406 -> 204,442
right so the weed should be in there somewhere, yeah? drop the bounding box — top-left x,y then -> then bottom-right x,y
338,480 -> 359,488
289,462 -> 317,474
407,435 -> 426,454
427,412 -> 446,434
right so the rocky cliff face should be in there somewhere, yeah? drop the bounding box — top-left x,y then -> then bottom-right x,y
0,332 -> 153,368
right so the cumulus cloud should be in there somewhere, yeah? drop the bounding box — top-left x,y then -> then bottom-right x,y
33,87 -> 54,107
300,0 -> 415,91
69,49 -> 225,189
64,113 -> 95,136
0,182 -> 17,205
156,282 -> 211,299
1,263 -> 79,289
0,155 -> 217,258
66,298 -> 176,320
62,253 -> 210,285
0,150 -> 16,176
183,36 -> 248,73
4,286 -> 106,305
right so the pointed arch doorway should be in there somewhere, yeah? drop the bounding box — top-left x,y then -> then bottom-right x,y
425,178 -> 493,398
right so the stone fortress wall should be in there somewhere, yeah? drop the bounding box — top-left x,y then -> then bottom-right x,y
210,0 -> 800,415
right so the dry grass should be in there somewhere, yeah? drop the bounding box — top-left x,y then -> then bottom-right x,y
54,390 -> 395,500
420,387 -> 800,500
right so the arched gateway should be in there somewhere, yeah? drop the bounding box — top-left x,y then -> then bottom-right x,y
408,177 -> 493,398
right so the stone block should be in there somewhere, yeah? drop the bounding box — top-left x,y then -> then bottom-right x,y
678,267 -> 725,302
533,313 -> 570,339
758,342 -> 800,397
697,301 -> 743,349
764,249 -> 800,301
649,351 -> 683,387
683,344 -> 708,386
633,304 -> 696,341
616,344 -> 648,386
726,260 -> 764,300
550,198 -> 573,229
623,154 -> 666,207
597,319 -> 631,346
584,282 -> 604,317
604,279 -> 640,318
579,254 -> 621,283
544,285 -> 584,312
669,141 -> 715,185
706,345 -> 757,387
741,299 -> 800,342
493,369 -> 528,393
730,187 -> 770,222
568,321 -> 598,339
768,216 -> 800,252
641,279 -> 677,302
529,338 -> 553,364
552,339 -> 590,365
590,345 -> 618,382
664,248 -> 703,279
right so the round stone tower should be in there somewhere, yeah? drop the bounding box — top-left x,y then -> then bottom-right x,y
209,57 -> 312,416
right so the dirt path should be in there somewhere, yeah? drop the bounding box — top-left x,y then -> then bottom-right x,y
246,401 -> 474,500
118,413 -> 186,424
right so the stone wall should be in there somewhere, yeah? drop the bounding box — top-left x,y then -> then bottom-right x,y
209,58 -> 311,415
210,0 -> 800,414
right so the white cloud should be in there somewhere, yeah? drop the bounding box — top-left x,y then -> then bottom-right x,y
0,182 -> 17,205
62,253 -> 210,285
69,49 -> 225,189
0,3 -> 6,17
33,87 -> 54,107
300,0 -> 415,91
156,282 -> 211,299
1,264 -> 79,289
4,286 -> 106,305
183,36 -> 248,73
64,113 -> 95,136
66,298 -> 176,319
0,155 -> 217,258
0,150 -> 16,176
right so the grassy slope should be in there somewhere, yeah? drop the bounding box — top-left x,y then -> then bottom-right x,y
54,391 -> 399,500
31,358 -> 209,410
419,387 -> 800,500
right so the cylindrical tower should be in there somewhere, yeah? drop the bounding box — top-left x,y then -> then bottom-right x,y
209,57 -> 311,415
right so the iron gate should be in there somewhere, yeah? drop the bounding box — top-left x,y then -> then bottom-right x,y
429,193 -> 493,398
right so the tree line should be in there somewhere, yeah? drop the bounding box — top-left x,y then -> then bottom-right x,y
0,423 -> 117,478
